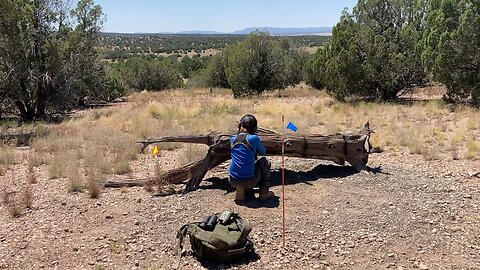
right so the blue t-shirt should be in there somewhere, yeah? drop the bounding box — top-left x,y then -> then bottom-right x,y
228,133 -> 266,180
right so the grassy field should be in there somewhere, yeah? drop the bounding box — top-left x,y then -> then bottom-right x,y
1,86 -> 479,207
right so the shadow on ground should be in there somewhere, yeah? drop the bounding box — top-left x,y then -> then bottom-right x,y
201,163 -> 363,191
198,163 -> 385,208
199,250 -> 261,269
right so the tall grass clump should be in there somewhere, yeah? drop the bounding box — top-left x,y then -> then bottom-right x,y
66,167 -> 85,193
85,169 -> 102,199
1,181 -> 34,218
465,138 -> 479,159
48,152 -> 75,179
0,145 -> 18,165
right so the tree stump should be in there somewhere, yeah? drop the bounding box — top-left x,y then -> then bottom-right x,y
104,122 -> 381,193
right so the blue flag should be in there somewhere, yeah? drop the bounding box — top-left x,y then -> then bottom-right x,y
286,122 -> 298,132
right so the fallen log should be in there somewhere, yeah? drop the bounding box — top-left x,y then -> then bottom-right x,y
0,130 -> 35,146
106,122 -> 381,193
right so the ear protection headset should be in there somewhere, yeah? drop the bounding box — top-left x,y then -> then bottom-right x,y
238,114 -> 258,134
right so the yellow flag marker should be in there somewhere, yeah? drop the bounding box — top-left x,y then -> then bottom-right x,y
152,145 -> 159,157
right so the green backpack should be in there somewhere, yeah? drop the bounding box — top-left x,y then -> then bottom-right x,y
174,211 -> 253,268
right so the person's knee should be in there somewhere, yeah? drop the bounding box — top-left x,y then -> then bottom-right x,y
257,157 -> 270,168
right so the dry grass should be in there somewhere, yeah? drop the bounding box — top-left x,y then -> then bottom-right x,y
66,167 -> 85,193
153,159 -> 166,186
152,159 -> 176,194
22,184 -> 33,209
28,152 -> 46,167
0,144 -> 18,165
465,138 -> 479,159
48,152 -> 74,179
1,187 -> 11,205
26,155 -> 38,184
112,159 -> 131,175
27,171 -> 37,184
85,170 -> 102,199
1,172 -> 34,217
7,201 -> 22,218
180,144 -> 208,166
23,85 -> 479,195
143,178 -> 154,192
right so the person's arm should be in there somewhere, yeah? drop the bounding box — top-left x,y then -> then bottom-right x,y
249,135 -> 266,155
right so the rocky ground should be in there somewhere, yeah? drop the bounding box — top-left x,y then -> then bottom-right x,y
1,148 -> 479,270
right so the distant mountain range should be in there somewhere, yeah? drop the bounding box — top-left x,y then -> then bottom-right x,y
154,27 -> 332,36
231,27 -> 332,35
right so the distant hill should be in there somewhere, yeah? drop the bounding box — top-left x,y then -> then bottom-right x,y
231,27 -> 332,36
176,30 -> 224,35
147,27 -> 332,36
103,27 -> 333,36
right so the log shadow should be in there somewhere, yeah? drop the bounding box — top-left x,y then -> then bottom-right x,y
269,164 -> 359,187
201,164 -> 362,193
198,251 -> 261,269
198,163 -> 386,208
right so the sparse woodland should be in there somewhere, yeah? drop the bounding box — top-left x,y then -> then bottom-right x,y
1,0 -> 479,121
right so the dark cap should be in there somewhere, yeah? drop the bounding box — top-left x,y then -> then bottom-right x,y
239,114 -> 258,134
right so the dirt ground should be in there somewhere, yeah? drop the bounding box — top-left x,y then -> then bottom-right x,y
0,145 -> 479,270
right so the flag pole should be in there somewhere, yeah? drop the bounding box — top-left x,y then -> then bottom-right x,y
281,115 -> 286,248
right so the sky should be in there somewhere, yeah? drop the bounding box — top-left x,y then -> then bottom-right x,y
93,0 -> 358,33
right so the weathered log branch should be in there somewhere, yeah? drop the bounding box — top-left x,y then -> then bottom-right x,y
106,122 -> 381,193
0,131 -> 35,146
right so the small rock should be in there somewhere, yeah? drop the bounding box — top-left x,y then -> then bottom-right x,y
451,226 -> 461,232
387,253 -> 395,257
312,264 -> 320,269
105,214 -> 113,219
467,171 -> 479,177
463,194 -> 472,199
319,260 -> 329,265
419,263 -> 428,270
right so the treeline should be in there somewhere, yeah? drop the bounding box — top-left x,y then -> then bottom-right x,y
306,0 -> 479,105
1,0 -> 478,122
98,34 -> 329,60
106,0 -> 478,106
106,32 -> 310,94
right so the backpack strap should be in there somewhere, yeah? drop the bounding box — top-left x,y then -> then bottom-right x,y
173,224 -> 189,269
233,214 -> 253,244
174,223 -> 200,269
230,133 -> 253,150
231,133 -> 257,158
